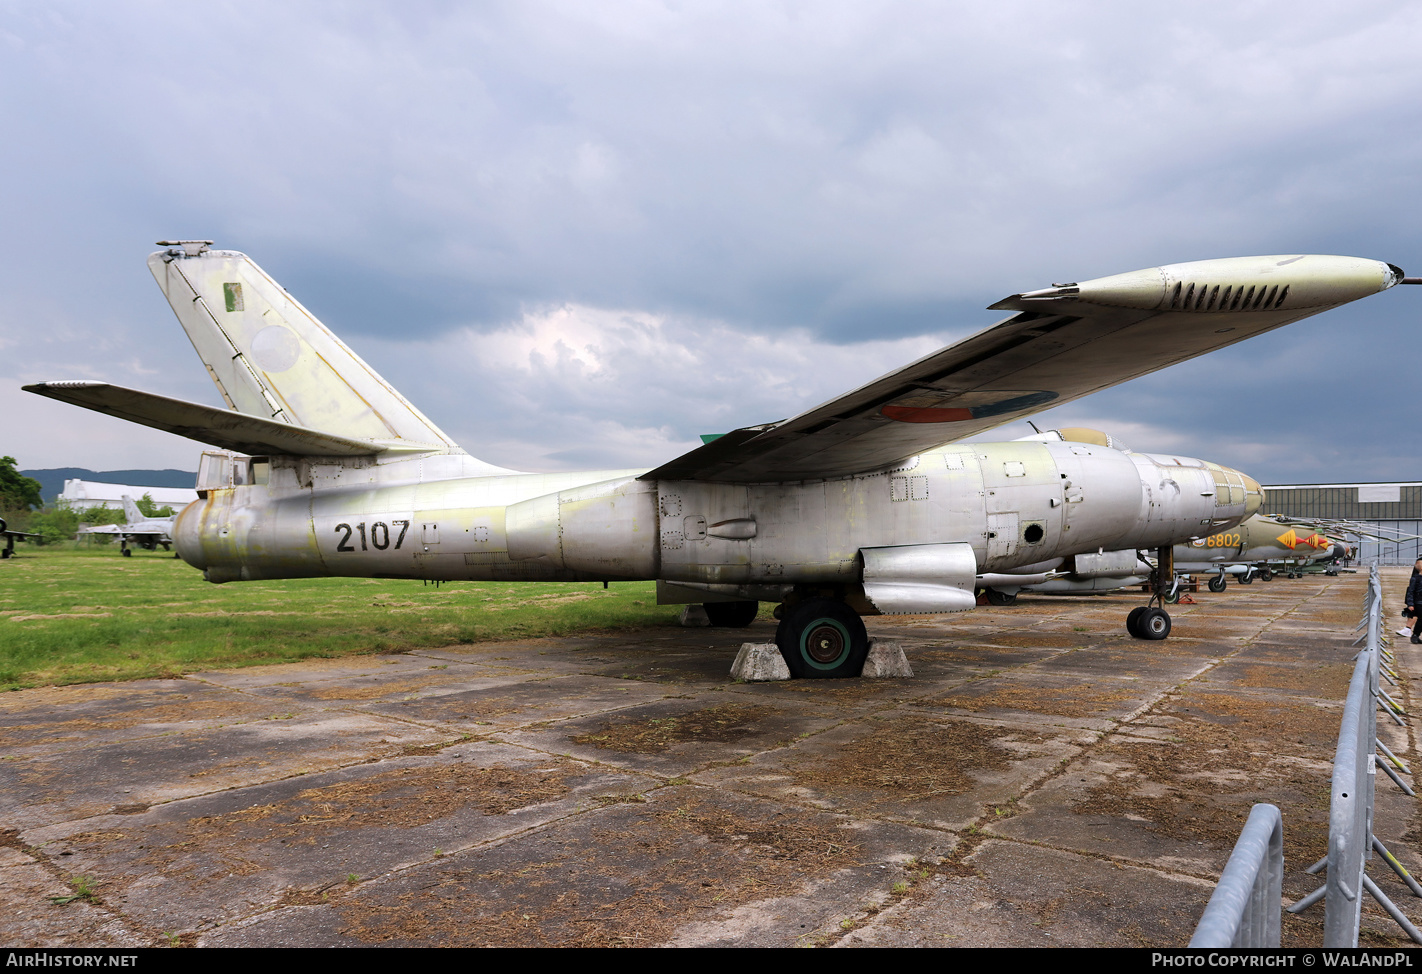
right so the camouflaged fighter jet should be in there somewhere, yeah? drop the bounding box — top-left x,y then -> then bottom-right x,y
1172,514 -> 1347,589
22,244 -> 1413,676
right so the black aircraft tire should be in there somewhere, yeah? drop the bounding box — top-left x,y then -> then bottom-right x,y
0,549 -> 10,559
1208,575 -> 1227,593
1260,568 -> 1273,581
1139,607 -> 1171,640
121,548 -> 132,558
776,598 -> 869,679
1239,573 -> 1253,585
1126,606 -> 1147,638
704,601 -> 760,628
985,588 -> 1017,606
1164,587 -> 1181,605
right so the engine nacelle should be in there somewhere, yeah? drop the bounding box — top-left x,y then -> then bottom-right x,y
505,477 -> 660,579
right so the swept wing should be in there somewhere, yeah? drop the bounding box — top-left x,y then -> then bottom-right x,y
644,255 -> 1401,483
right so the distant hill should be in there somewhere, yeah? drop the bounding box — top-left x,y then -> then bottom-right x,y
21,468 -> 197,504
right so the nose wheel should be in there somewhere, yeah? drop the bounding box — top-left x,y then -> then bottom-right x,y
1128,545 -> 1175,640
1127,606 -> 1172,639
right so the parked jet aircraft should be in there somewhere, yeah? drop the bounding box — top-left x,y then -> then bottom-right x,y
1174,515 -> 1346,589
77,495 -> 177,556
24,243 -> 1411,675
978,512 -> 1348,603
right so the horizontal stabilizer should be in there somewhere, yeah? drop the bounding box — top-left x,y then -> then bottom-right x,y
22,381 -> 433,457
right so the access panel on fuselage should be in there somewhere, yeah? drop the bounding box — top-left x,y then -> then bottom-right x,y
655,482 -> 754,585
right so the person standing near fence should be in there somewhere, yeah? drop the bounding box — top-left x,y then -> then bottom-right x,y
1407,559 -> 1422,644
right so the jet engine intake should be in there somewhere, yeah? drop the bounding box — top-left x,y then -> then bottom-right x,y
860,542 -> 978,615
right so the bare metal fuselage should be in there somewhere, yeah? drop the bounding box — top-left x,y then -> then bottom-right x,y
176,438 -> 1256,607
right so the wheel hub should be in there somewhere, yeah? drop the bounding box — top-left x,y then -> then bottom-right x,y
805,622 -> 846,663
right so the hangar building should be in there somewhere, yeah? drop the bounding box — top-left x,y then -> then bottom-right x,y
59,479 -> 199,513
1261,482 -> 1421,566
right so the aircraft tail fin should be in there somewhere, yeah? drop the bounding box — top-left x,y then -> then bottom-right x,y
120,494 -> 143,524
147,242 -> 455,453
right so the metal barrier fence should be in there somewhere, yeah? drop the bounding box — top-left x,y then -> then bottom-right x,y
1190,803 -> 1284,947
1193,565 -> 1420,947
1287,565 -> 1422,944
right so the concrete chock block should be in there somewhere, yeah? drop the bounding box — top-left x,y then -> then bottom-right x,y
731,642 -> 791,682
678,604 -> 711,627
862,639 -> 914,678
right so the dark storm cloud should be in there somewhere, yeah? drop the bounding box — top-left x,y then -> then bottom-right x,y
2,1 -> 1421,479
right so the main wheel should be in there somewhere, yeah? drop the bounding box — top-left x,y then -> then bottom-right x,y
1239,571 -> 1253,585
984,588 -> 1017,606
1164,585 -> 1181,604
775,598 -> 870,679
121,548 -> 132,558
703,601 -> 759,627
1126,606 -> 1147,638
1137,607 -> 1171,640
1259,567 -> 1273,581
1208,575 -> 1227,593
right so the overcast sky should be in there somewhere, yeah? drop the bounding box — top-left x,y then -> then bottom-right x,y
3,1 -> 1420,484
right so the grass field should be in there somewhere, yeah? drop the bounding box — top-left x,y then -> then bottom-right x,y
0,547 -> 688,691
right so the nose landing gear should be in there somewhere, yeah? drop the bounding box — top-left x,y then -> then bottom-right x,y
1127,545 -> 1174,640
1127,605 -> 1172,639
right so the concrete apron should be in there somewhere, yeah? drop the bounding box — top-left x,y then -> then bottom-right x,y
1,571 -> 1417,947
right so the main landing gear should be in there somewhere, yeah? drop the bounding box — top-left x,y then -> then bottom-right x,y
1127,545 -> 1174,640
774,597 -> 870,679
1208,573 -> 1227,593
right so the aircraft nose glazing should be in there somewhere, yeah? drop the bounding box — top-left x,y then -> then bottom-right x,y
1239,472 -> 1264,518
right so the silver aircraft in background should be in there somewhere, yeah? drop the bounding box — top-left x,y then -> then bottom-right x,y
971,430 -> 1355,602
78,495 -> 178,556
25,243 -> 1411,675
976,509 -> 1350,604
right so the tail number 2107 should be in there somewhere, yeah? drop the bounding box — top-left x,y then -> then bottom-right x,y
335,520 -> 410,552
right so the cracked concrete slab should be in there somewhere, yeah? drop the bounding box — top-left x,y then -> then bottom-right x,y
2,569 -> 1417,948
